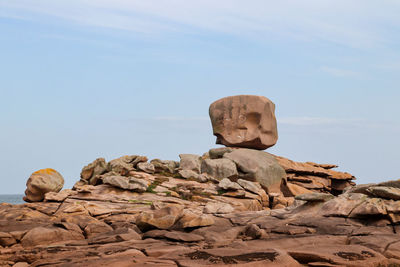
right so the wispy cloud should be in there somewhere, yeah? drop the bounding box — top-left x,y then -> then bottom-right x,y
2,0 -> 400,48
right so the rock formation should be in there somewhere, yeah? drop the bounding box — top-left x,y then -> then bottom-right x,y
23,168 -> 64,202
209,95 -> 278,150
1,154 -> 400,266
2,95 -> 398,266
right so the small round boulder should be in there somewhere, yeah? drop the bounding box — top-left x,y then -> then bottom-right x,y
24,168 -> 64,202
209,95 -> 278,150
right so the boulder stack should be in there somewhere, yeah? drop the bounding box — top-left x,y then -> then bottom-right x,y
7,95 -> 392,266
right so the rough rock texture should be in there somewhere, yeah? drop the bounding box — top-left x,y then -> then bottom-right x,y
179,154 -> 202,173
367,186 -> 400,200
208,147 -> 233,159
178,170 -> 208,183
3,171 -> 400,266
218,178 -> 243,191
201,158 -> 238,180
80,158 -> 107,185
108,155 -> 148,175
295,192 -> 334,202
24,168 -> 64,202
102,175 -> 150,192
136,162 -> 155,174
275,155 -> 356,196
209,95 -> 278,150
4,153 -> 391,266
150,159 -> 179,174
224,148 -> 286,192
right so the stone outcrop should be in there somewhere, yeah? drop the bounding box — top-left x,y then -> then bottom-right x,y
209,95 -> 278,150
19,145 -> 356,214
80,158 -> 107,185
5,95 -> 394,265
107,155 -> 148,175
71,150 -> 355,210
2,160 -> 400,266
276,155 -> 356,196
23,168 -> 64,202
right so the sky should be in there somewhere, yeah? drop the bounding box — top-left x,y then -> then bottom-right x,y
1,0 -> 400,194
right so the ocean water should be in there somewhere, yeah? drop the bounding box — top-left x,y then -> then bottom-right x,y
0,194 -> 25,205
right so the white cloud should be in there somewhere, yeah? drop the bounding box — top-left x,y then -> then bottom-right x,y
2,0 -> 400,48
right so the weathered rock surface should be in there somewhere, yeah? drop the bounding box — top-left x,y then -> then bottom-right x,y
224,148 -> 286,192
209,95 -> 278,150
44,189 -> 76,202
150,159 -> 179,174
276,155 -> 356,196
367,186 -> 400,200
179,154 -> 202,173
80,158 -> 107,185
24,168 -> 64,202
295,192 -> 334,202
108,155 -> 147,175
208,147 -> 233,159
20,226 -> 84,247
218,178 -> 243,191
136,205 -> 184,230
103,175 -> 150,192
137,162 -> 155,174
5,152 -> 399,266
201,158 -> 238,180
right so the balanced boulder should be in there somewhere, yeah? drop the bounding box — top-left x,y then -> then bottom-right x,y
209,95 -> 278,150
24,168 -> 64,202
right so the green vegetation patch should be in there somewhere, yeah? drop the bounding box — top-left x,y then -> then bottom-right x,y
128,199 -> 153,205
217,189 -> 228,195
146,180 -> 162,193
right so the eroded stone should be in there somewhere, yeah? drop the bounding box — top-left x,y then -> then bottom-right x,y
209,95 -> 278,150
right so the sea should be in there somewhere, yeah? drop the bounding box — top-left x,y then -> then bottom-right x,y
0,194 -> 25,205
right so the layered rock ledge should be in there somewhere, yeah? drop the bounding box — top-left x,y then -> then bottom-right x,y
1,151 -> 400,266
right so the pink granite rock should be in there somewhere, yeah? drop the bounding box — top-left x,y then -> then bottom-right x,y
209,95 -> 278,150
24,168 -> 64,202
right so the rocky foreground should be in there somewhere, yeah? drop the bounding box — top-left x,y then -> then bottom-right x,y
1,149 -> 400,266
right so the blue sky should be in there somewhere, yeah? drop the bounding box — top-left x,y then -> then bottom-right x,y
1,0 -> 400,194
